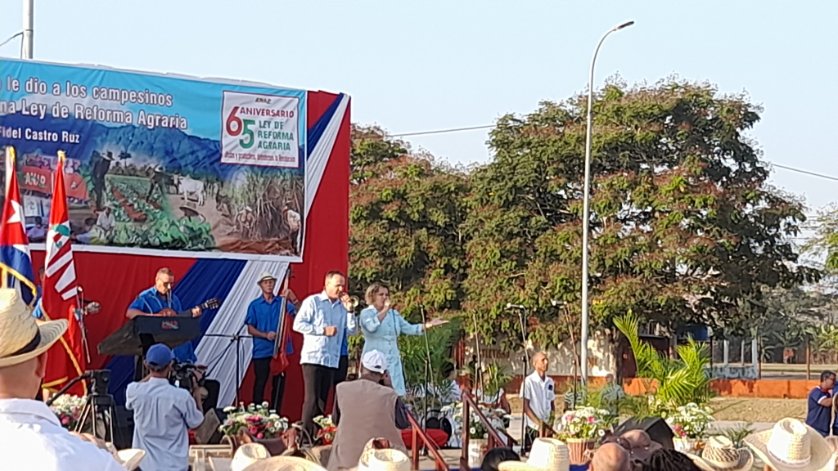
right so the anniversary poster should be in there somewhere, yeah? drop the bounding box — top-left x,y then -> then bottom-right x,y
0,58 -> 307,261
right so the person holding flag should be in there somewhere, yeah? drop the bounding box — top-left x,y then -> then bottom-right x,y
40,151 -> 87,395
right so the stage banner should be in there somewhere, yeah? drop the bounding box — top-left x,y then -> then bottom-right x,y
0,58 -> 307,261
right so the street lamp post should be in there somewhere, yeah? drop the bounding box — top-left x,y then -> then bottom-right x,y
580,20 -> 634,385
22,0 -> 33,59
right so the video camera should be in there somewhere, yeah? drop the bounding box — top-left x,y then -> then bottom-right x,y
169,362 -> 202,392
85,369 -> 111,396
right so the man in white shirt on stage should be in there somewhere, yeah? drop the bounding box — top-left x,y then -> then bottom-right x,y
0,288 -> 123,470
520,351 -> 556,451
293,270 -> 356,438
126,343 -> 205,471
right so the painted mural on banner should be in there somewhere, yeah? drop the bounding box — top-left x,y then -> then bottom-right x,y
0,58 -> 307,260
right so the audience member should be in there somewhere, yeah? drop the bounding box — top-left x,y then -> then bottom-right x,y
480,447 -> 520,471
0,288 -> 123,470
591,442 -> 631,471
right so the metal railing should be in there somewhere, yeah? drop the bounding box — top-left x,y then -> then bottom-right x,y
407,411 -> 449,471
459,390 -> 517,470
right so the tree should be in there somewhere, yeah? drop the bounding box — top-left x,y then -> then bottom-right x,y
806,205 -> 838,275
464,80 -> 820,350
348,125 -> 470,318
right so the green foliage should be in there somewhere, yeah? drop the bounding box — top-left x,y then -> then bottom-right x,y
348,125 -> 470,318
614,311 -> 712,414
805,205 -> 838,275
716,424 -> 753,448
463,81 -> 819,349
398,316 -> 463,391
479,362 -> 512,398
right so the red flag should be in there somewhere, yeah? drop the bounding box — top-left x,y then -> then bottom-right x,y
42,151 -> 86,395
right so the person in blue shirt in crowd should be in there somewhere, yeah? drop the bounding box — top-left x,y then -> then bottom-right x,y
126,343 -> 205,471
245,272 -> 298,410
806,370 -> 835,436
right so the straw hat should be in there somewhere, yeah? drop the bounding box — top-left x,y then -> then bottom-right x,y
242,455 -> 327,471
687,436 -> 753,471
232,443 -> 271,471
357,448 -> 410,471
116,449 -> 145,470
744,418 -> 837,471
498,438 -> 570,471
258,272 -> 278,284
0,288 -> 67,368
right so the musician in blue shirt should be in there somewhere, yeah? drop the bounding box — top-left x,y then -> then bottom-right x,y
245,272 -> 298,409
125,268 -> 202,364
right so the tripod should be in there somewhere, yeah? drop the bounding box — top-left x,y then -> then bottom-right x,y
204,329 -> 252,405
47,370 -> 120,444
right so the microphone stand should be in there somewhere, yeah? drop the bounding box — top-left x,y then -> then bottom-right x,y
73,286 -> 92,364
204,325 -> 253,405
419,305 -> 433,443
517,307 -> 529,451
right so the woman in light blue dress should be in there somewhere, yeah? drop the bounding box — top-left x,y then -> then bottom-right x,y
359,282 -> 446,396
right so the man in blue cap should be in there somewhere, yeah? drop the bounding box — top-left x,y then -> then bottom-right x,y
126,343 -> 205,471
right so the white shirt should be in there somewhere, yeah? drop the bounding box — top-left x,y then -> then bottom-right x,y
520,371 -> 555,430
293,292 -> 357,368
0,398 -> 123,471
126,378 -> 204,471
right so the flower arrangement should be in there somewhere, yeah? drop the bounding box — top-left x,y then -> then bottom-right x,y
48,394 -> 86,430
313,415 -> 337,444
444,402 -> 509,439
219,402 -> 289,440
554,407 -> 613,441
664,403 -> 714,439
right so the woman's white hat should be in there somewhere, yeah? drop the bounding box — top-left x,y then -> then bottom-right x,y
357,447 -> 410,471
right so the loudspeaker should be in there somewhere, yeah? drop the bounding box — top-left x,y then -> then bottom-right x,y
614,417 -> 674,450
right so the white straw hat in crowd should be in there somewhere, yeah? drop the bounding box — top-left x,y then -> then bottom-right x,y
498,438 -> 570,471
0,288 -> 67,368
744,418 -> 837,471
242,456 -> 326,471
116,449 -> 146,470
231,443 -> 271,471
357,448 -> 411,471
687,436 -> 753,471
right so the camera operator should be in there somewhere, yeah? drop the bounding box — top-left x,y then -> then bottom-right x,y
127,343 -> 205,471
170,361 -> 220,414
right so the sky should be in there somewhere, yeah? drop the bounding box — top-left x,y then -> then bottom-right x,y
1,0 -> 835,217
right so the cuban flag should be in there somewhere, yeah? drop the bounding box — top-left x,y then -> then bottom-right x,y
0,146 -> 37,305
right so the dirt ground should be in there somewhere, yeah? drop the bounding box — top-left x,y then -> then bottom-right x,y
708,397 -> 806,422
507,395 -> 806,423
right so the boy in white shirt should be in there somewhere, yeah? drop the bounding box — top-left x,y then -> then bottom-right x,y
519,351 -> 556,451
